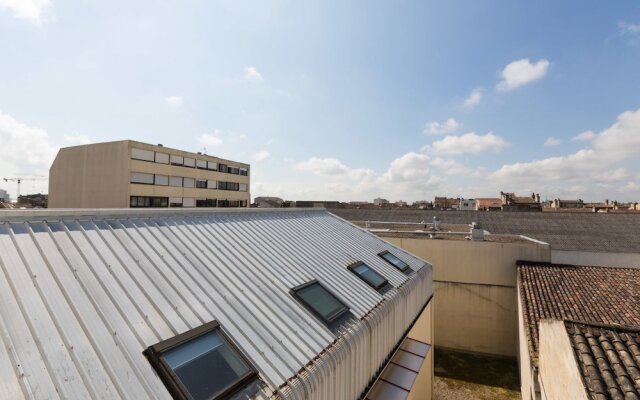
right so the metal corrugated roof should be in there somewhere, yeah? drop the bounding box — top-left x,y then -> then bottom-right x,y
0,208 -> 432,400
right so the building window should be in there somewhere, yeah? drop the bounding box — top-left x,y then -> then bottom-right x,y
196,199 -> 217,207
143,321 -> 258,400
348,262 -> 388,290
207,161 -> 217,171
184,157 -> 196,168
239,183 -> 247,192
196,159 -> 207,169
130,196 -> 168,208
170,155 -> 184,166
379,251 -> 410,272
183,178 -> 195,188
239,168 -> 248,176
155,152 -> 170,164
130,172 -> 155,185
183,198 -> 195,208
219,164 -> 228,173
155,175 -> 169,186
228,166 -> 239,175
170,176 -> 183,187
207,180 -> 217,189
131,148 -> 155,162
196,180 -> 207,189
169,197 -> 183,207
290,280 -> 350,324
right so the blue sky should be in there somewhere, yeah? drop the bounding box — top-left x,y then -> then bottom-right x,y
1,1 -> 639,202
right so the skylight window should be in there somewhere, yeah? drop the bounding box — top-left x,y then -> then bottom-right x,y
144,321 -> 257,400
291,280 -> 350,324
348,262 -> 388,290
379,250 -> 410,272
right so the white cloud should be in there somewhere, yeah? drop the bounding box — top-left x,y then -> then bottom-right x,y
296,157 -> 351,175
63,134 -> 92,145
464,88 -> 483,108
253,151 -> 270,161
0,112 -> 57,194
424,118 -> 460,135
165,96 -> 183,106
544,137 -> 562,147
571,130 -> 596,142
431,132 -> 508,155
0,0 -> 51,24
619,21 -> 640,34
496,58 -> 550,91
244,66 -> 264,82
198,131 -> 223,147
490,108 -> 640,195
431,157 -> 483,176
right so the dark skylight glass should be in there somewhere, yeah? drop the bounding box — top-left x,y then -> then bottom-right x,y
379,251 -> 410,272
144,322 -> 257,400
349,262 -> 388,290
291,280 -> 349,324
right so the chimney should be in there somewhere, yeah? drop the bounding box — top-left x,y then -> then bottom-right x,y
470,222 -> 484,241
536,193 -> 540,203
158,144 -> 163,147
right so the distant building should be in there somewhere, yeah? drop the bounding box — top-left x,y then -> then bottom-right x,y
395,200 -> 408,207
475,198 -> 502,211
500,191 -> 542,212
253,196 -> 284,208
295,200 -> 342,208
412,200 -> 433,209
549,199 -> 584,209
17,193 -> 48,208
433,196 -> 458,210
373,197 -> 389,206
458,198 -> 476,211
0,189 -> 9,202
49,140 -> 250,209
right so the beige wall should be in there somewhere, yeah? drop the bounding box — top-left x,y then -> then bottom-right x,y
382,236 -> 550,357
49,141 -> 130,208
408,301 -> 433,400
538,320 -> 588,400
49,140 -> 250,208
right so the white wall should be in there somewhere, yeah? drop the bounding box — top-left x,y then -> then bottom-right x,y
552,250 -> 640,268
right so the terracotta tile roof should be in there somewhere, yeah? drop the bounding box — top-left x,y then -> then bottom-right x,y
565,321 -> 640,400
517,262 -> 640,366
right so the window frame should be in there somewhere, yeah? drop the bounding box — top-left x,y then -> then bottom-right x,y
378,250 -> 410,272
143,321 -> 259,400
290,279 -> 350,324
347,261 -> 389,291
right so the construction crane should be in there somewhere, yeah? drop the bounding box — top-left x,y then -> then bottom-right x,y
2,177 -> 47,200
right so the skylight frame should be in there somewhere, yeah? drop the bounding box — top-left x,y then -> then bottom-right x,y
378,250 -> 410,272
143,320 -> 258,400
290,279 -> 350,325
347,261 -> 389,291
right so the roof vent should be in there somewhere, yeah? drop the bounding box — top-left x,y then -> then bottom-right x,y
470,222 -> 484,241
157,144 -> 163,147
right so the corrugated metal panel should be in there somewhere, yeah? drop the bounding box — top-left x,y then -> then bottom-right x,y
0,209 -> 432,399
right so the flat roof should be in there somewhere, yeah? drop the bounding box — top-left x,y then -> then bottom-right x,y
331,209 -> 640,253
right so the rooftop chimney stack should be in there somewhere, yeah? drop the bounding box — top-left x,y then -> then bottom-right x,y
470,222 -> 484,241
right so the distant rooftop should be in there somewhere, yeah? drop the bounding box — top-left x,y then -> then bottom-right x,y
330,209 -> 640,253
517,261 -> 640,366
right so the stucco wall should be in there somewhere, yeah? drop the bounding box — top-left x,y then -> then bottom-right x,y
408,301 -> 433,400
552,249 -> 640,268
49,141 -> 129,208
538,320 -> 588,400
382,236 -> 550,357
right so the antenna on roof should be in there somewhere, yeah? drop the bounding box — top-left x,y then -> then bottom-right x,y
202,147 -> 207,155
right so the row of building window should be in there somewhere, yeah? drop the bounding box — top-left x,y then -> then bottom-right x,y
130,172 -> 247,192
131,148 -> 248,176
130,196 -> 247,208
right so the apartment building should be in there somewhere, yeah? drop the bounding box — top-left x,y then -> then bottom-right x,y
49,140 -> 249,208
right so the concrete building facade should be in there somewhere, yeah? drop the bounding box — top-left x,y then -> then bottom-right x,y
49,140 -> 250,209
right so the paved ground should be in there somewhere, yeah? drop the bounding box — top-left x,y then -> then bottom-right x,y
434,348 -> 521,400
